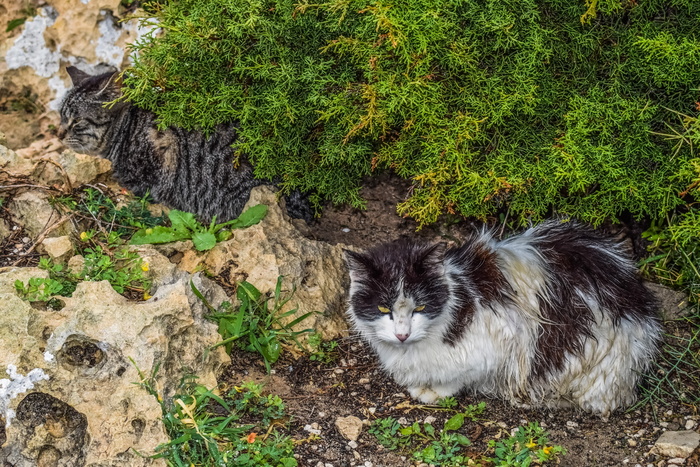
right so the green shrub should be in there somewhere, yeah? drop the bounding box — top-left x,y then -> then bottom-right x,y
125,0 -> 699,227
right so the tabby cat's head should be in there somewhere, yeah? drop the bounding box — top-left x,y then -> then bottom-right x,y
344,240 -> 450,345
58,66 -> 125,156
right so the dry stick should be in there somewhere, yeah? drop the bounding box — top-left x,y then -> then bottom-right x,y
11,214 -> 74,267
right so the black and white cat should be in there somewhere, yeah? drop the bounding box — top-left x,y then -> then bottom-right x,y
344,220 -> 661,416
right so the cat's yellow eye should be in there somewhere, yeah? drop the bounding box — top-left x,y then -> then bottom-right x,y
378,306 -> 391,314
414,305 -> 426,312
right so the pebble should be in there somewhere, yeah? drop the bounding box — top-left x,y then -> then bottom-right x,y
304,423 -> 322,436
358,378 -> 370,384
684,419 -> 695,430
650,430 -> 700,458
348,440 -> 358,449
667,458 -> 685,465
334,369 -> 344,374
397,417 -> 409,426
423,416 -> 437,425
335,415 -> 364,441
367,407 -> 376,415
628,439 -> 638,447
342,228 -> 350,233
566,421 -> 579,429
364,462 -> 373,467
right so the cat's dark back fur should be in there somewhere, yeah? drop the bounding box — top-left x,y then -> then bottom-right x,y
58,66 -> 311,222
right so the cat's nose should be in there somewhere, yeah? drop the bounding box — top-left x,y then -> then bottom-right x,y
395,333 -> 409,342
57,127 -> 66,139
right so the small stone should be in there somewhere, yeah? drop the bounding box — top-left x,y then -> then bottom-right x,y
397,417 -> 409,426
348,440 -> 358,449
667,458 -> 685,465
334,368 -> 344,374
304,423 -> 322,436
423,416 -> 437,425
650,430 -> 700,458
368,407 -> 376,415
364,463 -> 373,467
335,415 -> 363,441
41,236 -> 74,263
566,421 -> 579,429
628,439 -> 638,447
358,378 -> 370,384
342,228 -> 350,233
684,420 -> 695,430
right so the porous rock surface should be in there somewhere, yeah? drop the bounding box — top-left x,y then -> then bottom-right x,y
0,256 -> 229,466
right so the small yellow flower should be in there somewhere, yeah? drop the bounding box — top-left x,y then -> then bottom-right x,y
143,292 -> 152,300
525,439 -> 537,449
141,263 -> 150,272
542,446 -> 553,455
79,231 -> 89,241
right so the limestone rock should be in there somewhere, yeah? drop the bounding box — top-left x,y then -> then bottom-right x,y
196,186 -> 350,341
40,235 -> 74,263
335,415 -> 364,441
0,218 -> 10,243
48,150 -> 113,188
0,248 -> 230,466
8,190 -> 71,239
0,143 -> 33,176
650,430 -> 700,459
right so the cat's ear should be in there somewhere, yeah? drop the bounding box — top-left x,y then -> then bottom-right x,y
94,72 -> 123,100
66,66 -> 90,85
343,249 -> 378,280
343,249 -> 370,271
421,242 -> 446,264
417,242 -> 447,274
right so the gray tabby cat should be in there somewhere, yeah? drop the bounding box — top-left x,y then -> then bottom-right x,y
58,66 -> 311,222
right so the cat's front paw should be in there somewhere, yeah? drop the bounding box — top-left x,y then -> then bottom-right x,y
408,386 -> 441,404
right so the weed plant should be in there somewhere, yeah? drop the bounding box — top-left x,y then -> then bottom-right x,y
369,402 -> 564,466
134,365 -> 298,466
130,204 -> 267,251
192,277 -> 314,372
15,188 -> 155,301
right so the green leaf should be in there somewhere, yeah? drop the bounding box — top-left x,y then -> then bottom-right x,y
168,210 -> 199,231
444,413 -> 465,432
130,226 -> 191,245
224,204 -> 268,229
192,231 -> 217,251
237,281 -> 262,302
6,17 -> 26,33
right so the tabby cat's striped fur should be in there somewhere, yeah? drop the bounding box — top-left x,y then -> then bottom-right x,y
58,66 -> 311,222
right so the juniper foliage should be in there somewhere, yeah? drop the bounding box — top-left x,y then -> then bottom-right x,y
125,0 -> 700,227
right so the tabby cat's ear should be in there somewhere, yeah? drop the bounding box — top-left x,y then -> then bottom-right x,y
66,66 -> 90,85
94,72 -> 123,100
